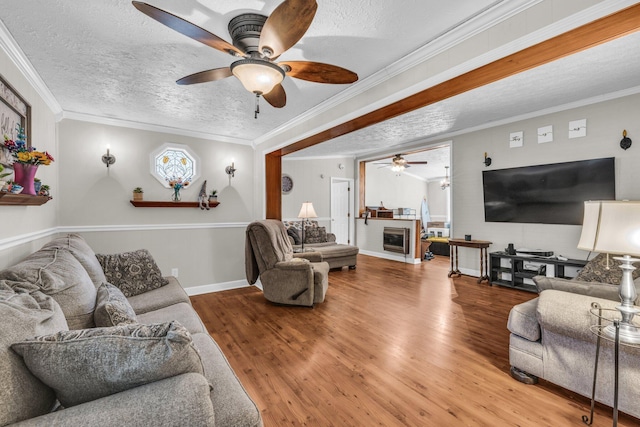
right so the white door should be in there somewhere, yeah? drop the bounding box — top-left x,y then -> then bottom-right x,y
331,180 -> 351,244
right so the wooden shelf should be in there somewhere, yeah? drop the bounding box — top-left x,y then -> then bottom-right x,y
130,200 -> 220,208
0,192 -> 52,206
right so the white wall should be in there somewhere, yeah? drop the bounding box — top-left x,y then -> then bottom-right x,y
451,92 -> 640,275
281,157 -> 354,229
364,163 -> 427,213
427,180 -> 450,223
55,119 -> 255,290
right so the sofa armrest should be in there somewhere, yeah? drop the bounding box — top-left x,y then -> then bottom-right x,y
275,259 -> 312,270
12,373 -> 215,427
536,290 -> 621,343
293,252 -> 323,262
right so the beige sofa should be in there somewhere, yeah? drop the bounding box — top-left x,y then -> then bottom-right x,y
1,234 -> 262,427
507,254 -> 640,419
283,220 -> 358,269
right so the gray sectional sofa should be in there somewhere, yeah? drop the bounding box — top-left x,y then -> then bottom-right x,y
283,220 -> 358,269
507,254 -> 640,419
0,234 -> 262,427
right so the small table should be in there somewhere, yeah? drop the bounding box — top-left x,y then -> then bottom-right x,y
447,238 -> 492,283
583,302 -> 640,426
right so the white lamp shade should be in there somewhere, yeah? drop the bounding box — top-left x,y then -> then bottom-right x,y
578,201 -> 640,256
298,202 -> 318,219
230,59 -> 285,95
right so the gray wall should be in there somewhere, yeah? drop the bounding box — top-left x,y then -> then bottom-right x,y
450,93 -> 640,275
365,163 -> 428,213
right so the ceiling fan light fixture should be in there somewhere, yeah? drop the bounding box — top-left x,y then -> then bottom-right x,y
441,165 -> 450,190
230,59 -> 285,95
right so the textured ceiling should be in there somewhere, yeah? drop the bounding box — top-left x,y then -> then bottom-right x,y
0,0 -> 499,141
0,0 -> 637,163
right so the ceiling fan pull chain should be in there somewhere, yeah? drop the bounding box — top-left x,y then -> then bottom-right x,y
255,93 -> 260,119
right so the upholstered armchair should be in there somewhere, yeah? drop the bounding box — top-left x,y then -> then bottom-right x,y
245,220 -> 329,307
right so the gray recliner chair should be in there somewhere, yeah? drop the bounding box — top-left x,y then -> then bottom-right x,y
245,220 -> 329,307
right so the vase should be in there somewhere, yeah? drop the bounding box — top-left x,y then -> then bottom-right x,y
13,163 -> 38,195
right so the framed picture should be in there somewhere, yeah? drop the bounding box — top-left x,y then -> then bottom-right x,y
0,73 -> 31,167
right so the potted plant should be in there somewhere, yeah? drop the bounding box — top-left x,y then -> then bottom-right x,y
209,189 -> 218,202
0,164 -> 11,191
39,184 -> 50,197
33,178 -> 42,194
133,187 -> 144,201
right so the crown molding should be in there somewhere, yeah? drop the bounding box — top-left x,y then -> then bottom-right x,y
282,154 -> 355,161
61,111 -> 253,145
0,19 -> 62,116
359,85 -> 640,160
257,0 -> 636,153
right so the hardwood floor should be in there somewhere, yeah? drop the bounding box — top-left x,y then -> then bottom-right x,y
191,255 -> 638,426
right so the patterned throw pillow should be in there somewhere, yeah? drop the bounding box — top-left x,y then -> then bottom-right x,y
11,321 -> 204,407
94,283 -> 138,327
575,253 -> 640,284
304,226 -> 327,244
96,249 -> 169,297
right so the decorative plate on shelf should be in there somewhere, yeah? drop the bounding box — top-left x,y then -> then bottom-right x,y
282,174 -> 293,194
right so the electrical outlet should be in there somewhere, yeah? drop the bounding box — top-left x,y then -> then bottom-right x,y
171,268 -> 179,277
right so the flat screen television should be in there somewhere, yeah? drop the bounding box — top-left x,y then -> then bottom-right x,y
482,157 -> 615,225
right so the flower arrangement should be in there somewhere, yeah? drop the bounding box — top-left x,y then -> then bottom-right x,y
3,125 -> 54,166
167,177 -> 189,201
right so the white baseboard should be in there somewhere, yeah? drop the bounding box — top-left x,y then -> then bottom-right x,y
359,249 -> 421,264
184,280 -> 252,296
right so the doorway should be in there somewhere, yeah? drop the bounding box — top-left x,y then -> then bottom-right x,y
330,178 -> 354,244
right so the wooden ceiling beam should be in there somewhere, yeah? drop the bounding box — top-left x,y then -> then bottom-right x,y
279,3 -> 640,155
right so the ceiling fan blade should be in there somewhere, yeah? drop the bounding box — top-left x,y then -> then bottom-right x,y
263,84 -> 287,108
279,61 -> 358,84
132,1 -> 244,57
408,161 -> 429,165
176,67 -> 232,85
259,0 -> 317,58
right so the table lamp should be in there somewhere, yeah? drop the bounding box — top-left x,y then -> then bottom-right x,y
298,202 -> 317,252
578,200 -> 640,344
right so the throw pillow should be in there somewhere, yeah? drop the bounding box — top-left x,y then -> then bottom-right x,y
11,321 -> 204,408
0,248 -> 97,329
304,226 -> 327,244
0,282 -> 68,425
94,282 -> 138,327
96,249 -> 169,297
533,276 -> 623,302
287,227 -> 301,245
575,253 -> 640,284
42,233 -> 107,287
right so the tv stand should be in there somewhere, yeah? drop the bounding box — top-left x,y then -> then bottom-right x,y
489,252 -> 587,293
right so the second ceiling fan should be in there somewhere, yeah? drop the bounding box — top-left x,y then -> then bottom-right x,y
132,0 -> 358,116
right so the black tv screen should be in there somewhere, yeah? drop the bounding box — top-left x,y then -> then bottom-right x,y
482,158 -> 615,225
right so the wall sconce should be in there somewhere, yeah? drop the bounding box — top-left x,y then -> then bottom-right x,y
484,152 -> 492,167
101,144 -> 116,168
225,161 -> 236,178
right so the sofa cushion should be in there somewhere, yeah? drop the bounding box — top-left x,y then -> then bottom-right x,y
304,226 -> 327,244
507,297 -> 541,341
127,276 -> 191,315
42,233 -> 107,287
0,248 -> 97,329
11,321 -> 204,408
0,281 -> 68,426
93,282 -> 138,327
136,302 -> 206,334
575,252 -> 640,284
533,275 -> 622,302
96,249 -> 169,297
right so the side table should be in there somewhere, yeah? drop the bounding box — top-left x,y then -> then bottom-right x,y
448,238 -> 492,283
583,302 -> 640,426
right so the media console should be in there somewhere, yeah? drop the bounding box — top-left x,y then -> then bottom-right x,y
489,251 -> 587,293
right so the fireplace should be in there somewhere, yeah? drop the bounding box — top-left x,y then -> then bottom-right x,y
383,227 -> 410,254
